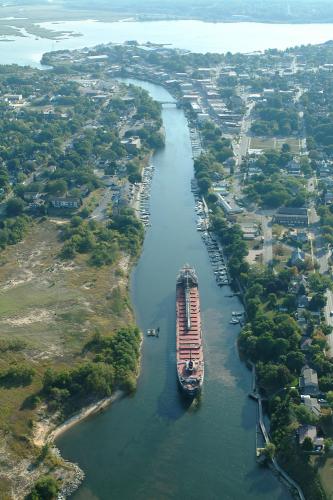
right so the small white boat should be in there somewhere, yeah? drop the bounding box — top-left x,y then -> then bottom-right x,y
230,318 -> 239,325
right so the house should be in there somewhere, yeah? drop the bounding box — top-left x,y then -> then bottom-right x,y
324,191 -> 333,204
290,248 -> 305,266
296,231 -> 308,244
298,425 -> 324,451
286,158 -> 302,177
28,199 -> 45,211
50,197 -> 81,209
301,396 -> 321,418
301,338 -> 313,351
297,295 -> 309,309
23,192 -> 42,202
299,366 -> 319,396
121,136 -> 141,154
274,207 -> 309,227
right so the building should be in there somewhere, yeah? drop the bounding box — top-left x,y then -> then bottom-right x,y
274,207 -> 309,227
299,366 -> 319,396
50,197 -> 81,209
290,248 -> 305,266
298,425 -> 324,451
121,136 -> 141,154
217,194 -> 243,217
301,396 -> 321,418
286,159 -> 302,177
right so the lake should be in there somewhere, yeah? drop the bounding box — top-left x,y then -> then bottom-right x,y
0,19 -> 333,66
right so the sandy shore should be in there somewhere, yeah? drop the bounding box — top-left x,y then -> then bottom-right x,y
50,390 -> 124,441
34,390 -> 124,448
28,391 -> 124,498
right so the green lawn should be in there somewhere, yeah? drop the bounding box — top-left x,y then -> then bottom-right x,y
250,136 -> 300,154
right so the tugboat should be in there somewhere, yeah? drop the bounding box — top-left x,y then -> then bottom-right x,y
176,265 -> 204,397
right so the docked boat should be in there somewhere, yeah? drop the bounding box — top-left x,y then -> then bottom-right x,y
176,265 -> 204,397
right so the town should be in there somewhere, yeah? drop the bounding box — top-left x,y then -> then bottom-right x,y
42,40 -> 333,499
1,37 -> 333,499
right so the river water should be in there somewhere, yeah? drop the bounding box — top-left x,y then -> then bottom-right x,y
57,79 -> 290,500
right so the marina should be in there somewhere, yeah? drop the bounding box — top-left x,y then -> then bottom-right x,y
189,127 -> 203,159
191,178 -> 230,286
136,163 -> 155,228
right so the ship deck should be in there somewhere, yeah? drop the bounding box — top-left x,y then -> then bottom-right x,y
176,285 -> 203,364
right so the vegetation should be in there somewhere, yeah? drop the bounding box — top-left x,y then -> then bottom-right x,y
0,215 -> 31,250
43,327 -> 141,414
194,122 -> 233,196
211,209 -> 249,278
26,475 -> 59,500
243,150 -> 309,208
251,93 -> 299,137
59,208 -> 144,265
0,57 -> 165,498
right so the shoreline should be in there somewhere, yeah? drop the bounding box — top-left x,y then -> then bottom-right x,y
47,390 -> 124,444
31,391 -> 125,497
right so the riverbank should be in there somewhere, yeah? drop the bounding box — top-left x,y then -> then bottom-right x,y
0,219 -> 142,498
30,391 -> 125,497
34,391 -> 124,448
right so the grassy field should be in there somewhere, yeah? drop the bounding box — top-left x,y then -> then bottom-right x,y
250,136 -> 301,154
0,219 -> 133,497
0,221 -> 131,352
318,454 -> 333,500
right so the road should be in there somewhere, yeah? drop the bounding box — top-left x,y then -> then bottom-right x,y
233,98 -> 254,168
231,97 -> 255,200
310,183 -> 333,355
262,216 -> 273,264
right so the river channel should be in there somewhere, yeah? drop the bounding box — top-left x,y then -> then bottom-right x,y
57,79 -> 290,500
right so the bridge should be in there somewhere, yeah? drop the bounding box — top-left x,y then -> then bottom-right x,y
160,100 -> 177,105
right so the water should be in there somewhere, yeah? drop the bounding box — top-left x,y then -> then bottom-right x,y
1,19 -> 333,66
57,79 -> 290,500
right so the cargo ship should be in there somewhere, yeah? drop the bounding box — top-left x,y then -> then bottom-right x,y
176,265 -> 204,397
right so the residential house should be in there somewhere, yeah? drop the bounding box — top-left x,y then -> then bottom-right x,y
290,248 -> 305,266
299,366 -> 319,396
301,396 -> 321,418
286,158 -> 302,177
121,136 -> 141,154
298,425 -> 324,451
301,338 -> 313,351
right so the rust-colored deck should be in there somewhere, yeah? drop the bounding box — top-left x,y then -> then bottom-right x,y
176,284 -> 203,381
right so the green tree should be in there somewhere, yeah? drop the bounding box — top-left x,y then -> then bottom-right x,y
302,436 -> 313,452
263,442 -> 276,460
27,475 -> 59,500
309,293 -> 327,311
6,197 -> 25,216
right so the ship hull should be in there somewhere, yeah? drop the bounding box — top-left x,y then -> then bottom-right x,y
176,265 -> 204,398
